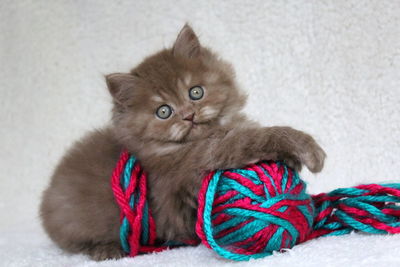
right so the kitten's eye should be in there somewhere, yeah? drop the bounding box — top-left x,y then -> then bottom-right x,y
156,105 -> 172,119
189,86 -> 204,100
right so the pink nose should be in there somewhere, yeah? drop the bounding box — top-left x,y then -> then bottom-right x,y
183,113 -> 194,121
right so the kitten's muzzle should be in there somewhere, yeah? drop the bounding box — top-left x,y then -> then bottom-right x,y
183,113 -> 195,121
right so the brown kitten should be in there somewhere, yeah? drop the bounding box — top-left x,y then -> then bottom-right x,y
40,24 -> 326,261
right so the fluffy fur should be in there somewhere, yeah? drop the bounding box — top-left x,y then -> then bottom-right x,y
40,24 -> 326,261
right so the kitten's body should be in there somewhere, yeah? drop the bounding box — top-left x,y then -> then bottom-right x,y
41,25 -> 326,261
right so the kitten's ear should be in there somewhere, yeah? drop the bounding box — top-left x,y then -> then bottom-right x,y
173,24 -> 201,58
105,73 -> 136,105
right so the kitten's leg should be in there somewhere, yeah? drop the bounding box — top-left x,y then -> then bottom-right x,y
84,242 -> 125,261
203,126 -> 326,172
40,128 -> 127,261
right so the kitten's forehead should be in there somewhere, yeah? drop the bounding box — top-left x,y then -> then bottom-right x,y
177,73 -> 192,90
133,49 -> 235,108
151,95 -> 163,102
182,73 -> 192,87
204,71 -> 219,84
150,72 -> 194,105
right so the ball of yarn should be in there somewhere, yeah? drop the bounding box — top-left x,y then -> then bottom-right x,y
196,161 -> 313,261
195,161 -> 400,261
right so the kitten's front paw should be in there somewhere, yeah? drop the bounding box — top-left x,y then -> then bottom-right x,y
298,139 -> 326,173
282,155 -> 302,172
267,127 -> 326,173
87,242 -> 125,261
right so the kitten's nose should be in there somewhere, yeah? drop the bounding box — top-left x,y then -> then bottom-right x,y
183,113 -> 194,121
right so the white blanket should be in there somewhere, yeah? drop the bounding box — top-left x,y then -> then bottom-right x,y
1,0 -> 399,266
1,223 -> 400,267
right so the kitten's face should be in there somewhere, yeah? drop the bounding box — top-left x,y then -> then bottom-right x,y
107,25 -> 246,144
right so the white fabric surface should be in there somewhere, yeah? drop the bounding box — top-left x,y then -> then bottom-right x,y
1,0 -> 399,266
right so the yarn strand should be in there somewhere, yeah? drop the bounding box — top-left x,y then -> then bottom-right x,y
111,150 -> 169,256
111,152 -> 400,261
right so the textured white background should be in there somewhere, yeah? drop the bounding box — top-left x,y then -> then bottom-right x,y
1,0 -> 399,266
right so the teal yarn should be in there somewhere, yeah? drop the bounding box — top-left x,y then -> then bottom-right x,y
120,156 -> 135,253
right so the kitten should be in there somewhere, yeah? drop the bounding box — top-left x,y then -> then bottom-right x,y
40,24 -> 326,261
